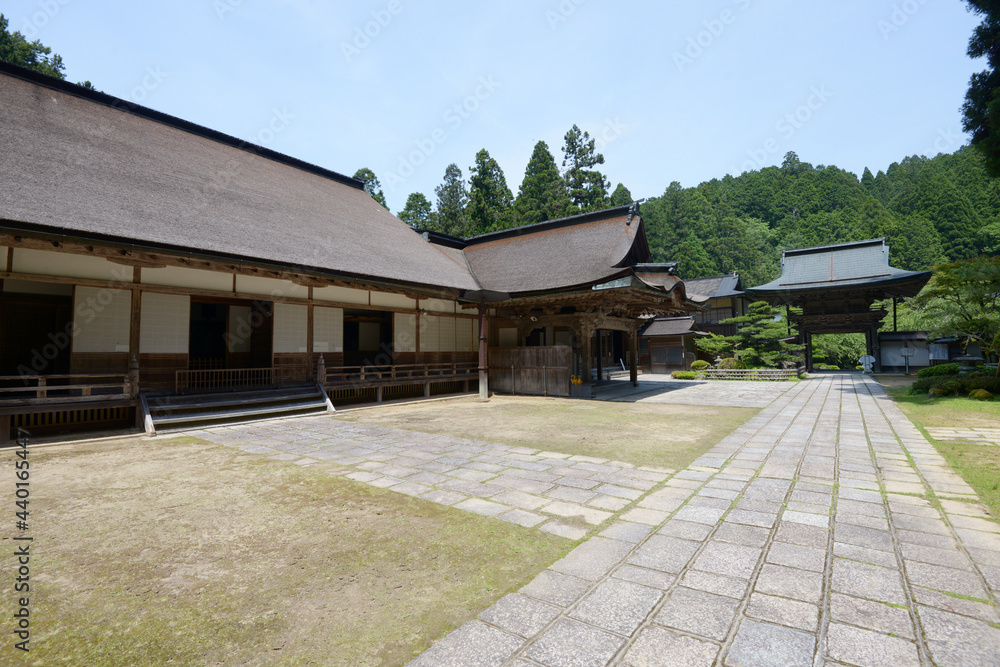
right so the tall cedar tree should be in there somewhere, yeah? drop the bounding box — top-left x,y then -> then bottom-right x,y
962,1 -> 1000,177
434,163 -> 471,237
513,141 -> 572,225
0,14 -> 65,78
467,149 -> 514,234
398,192 -> 434,229
695,301 -> 805,368
610,183 -> 633,206
352,168 -> 389,210
561,125 -> 610,212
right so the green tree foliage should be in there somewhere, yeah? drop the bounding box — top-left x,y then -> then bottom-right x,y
434,163 -> 471,237
638,146 -> 996,284
695,301 -> 804,368
561,125 -> 610,212
811,334 -> 866,369
962,0 -> 1000,177
610,183 -> 633,207
0,14 -> 65,78
467,149 -> 514,234
398,192 -> 434,229
910,256 -> 1000,368
675,236 -> 717,279
352,168 -> 389,210
513,140 -> 572,225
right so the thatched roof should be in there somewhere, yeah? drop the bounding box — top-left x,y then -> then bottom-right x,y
462,207 -> 651,294
0,63 -> 699,312
0,63 -> 480,294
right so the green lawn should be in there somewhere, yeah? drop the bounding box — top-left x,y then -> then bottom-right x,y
878,375 -> 1000,518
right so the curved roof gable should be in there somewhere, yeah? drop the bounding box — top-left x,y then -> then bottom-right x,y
462,207 -> 652,294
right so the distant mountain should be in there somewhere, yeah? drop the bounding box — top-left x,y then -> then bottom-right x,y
641,148 -> 1000,287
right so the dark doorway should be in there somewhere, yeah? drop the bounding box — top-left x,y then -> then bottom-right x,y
343,309 -> 392,367
0,292 -> 73,377
189,299 -> 273,370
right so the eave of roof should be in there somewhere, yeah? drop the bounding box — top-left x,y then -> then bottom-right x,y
747,270 -> 932,298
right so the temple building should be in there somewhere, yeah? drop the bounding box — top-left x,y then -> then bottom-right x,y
746,239 -> 932,372
0,62 -> 698,439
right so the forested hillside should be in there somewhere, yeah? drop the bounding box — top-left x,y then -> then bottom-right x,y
641,148 -> 1000,286
369,137 -> 999,289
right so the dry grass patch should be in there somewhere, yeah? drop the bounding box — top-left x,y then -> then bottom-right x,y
4,436 -> 569,665
338,394 -> 758,470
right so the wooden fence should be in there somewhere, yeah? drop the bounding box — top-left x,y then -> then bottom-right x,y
488,346 -> 571,397
698,367 -> 804,381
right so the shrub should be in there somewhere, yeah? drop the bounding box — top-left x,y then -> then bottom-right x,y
936,379 -> 963,396
970,388 -> 994,401
917,363 -> 961,379
966,376 -> 1000,394
690,360 -> 712,371
717,358 -> 744,370
671,371 -> 697,380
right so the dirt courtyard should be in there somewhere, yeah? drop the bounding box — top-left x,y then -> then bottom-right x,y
3,436 -> 569,666
336,394 -> 758,471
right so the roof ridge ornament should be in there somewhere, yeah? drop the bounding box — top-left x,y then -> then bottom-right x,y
626,199 -> 645,226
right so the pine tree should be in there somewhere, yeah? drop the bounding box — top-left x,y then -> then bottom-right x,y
467,149 -> 514,234
513,141 -> 572,225
352,168 -> 389,210
610,183 -> 633,207
561,125 -> 610,212
695,301 -> 804,368
398,192 -> 434,229
434,164 -> 470,237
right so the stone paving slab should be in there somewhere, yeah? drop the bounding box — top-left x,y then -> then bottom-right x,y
191,374 -> 999,665
406,374 -> 1000,666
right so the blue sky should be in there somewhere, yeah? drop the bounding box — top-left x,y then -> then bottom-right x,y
3,0 -> 985,212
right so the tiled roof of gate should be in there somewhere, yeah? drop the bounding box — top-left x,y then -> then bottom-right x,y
748,239 -> 930,297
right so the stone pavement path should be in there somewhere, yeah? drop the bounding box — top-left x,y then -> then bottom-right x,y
925,427 -> 1000,447
406,375 -> 1000,667
191,410 -> 681,541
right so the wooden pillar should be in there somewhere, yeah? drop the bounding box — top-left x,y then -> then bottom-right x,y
477,305 -> 489,400
307,288 -> 315,376
630,329 -> 638,387
596,330 -> 603,382
804,330 -> 813,372
581,322 -> 593,384
893,298 -> 898,332
873,326 -> 882,373
129,269 -> 142,362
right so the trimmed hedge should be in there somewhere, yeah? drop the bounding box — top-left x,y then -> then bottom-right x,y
910,371 -> 1000,397
917,363 -> 961,379
671,371 -> 698,379
690,360 -> 712,371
